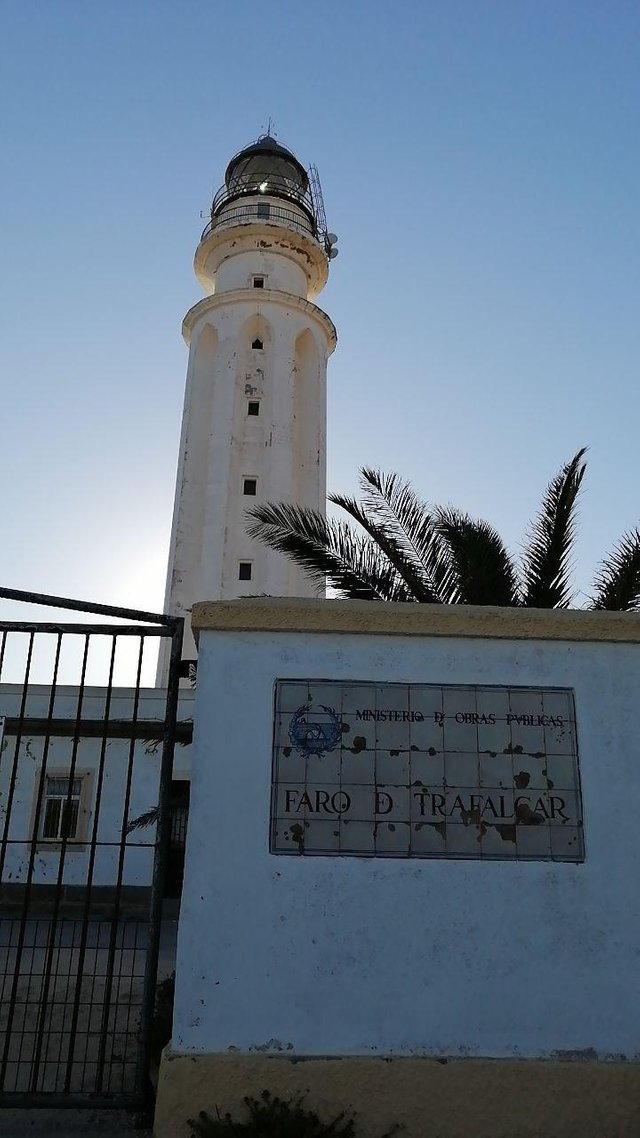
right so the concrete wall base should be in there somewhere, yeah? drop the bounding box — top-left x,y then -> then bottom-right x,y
154,1051 -> 640,1138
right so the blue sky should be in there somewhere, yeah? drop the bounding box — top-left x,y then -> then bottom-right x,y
1,0 -> 639,625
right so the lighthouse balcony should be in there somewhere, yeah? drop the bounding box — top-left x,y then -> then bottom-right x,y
201,200 -> 318,244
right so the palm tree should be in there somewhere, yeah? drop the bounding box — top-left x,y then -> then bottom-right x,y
245,448 -> 640,610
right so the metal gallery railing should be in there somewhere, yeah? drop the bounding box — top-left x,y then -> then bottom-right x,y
200,201 -> 319,243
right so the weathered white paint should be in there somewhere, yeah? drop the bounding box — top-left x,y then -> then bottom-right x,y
173,624 -> 640,1060
159,142 -> 337,672
0,685 -> 193,888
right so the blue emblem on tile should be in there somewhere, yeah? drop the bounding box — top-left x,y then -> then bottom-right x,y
289,703 -> 341,757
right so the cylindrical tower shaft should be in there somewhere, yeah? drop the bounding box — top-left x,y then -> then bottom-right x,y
158,136 -> 337,676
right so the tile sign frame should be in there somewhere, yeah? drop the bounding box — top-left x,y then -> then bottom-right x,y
270,681 -> 584,861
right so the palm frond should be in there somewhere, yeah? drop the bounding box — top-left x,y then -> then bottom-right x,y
520,448 -> 587,609
125,807 -> 158,834
329,491 -> 440,602
591,529 -> 640,611
434,508 -> 521,606
245,502 -> 413,601
349,469 -> 457,602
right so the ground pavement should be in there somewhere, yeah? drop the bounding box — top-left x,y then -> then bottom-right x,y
0,1109 -> 152,1136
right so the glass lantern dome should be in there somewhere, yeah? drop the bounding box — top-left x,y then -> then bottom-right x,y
211,135 -> 315,223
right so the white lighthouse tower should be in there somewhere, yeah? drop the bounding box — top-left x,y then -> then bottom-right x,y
159,135 -> 337,669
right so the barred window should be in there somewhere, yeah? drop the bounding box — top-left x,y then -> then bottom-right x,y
42,776 -> 82,841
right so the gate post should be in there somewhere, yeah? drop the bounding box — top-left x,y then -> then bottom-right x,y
137,618 -> 184,1099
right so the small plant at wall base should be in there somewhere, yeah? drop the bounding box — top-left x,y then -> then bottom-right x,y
189,1091 -> 401,1137
246,448 -> 640,610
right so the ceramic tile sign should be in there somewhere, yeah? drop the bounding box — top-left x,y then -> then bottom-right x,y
271,681 -> 583,861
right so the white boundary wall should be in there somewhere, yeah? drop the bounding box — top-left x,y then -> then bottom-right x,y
173,603 -> 640,1061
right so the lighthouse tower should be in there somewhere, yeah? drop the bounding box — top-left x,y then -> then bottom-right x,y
159,135 -> 337,669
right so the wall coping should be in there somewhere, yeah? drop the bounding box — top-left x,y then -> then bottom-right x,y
191,597 -> 640,644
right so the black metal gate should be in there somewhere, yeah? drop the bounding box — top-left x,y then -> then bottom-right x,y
0,586 -> 183,1108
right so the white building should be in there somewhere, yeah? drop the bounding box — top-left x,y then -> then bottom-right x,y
0,684 -> 194,893
160,135 -> 338,669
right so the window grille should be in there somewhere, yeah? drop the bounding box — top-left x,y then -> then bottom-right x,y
42,776 -> 82,840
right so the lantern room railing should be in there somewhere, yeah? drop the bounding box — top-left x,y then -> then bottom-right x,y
210,177 -> 316,221
200,201 -> 319,244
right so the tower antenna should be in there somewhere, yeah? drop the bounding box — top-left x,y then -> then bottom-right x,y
308,163 -> 328,241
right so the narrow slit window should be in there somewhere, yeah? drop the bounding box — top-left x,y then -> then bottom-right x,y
253,276 -> 265,289
238,562 -> 252,581
243,478 -> 257,496
251,338 -> 263,350
247,400 -> 260,416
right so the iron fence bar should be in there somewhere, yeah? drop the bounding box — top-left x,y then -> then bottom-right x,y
0,632 -> 62,1092
0,718 -> 193,742
136,617 -> 184,1099
62,633 -> 118,1094
29,633 -> 91,1092
0,1091 -> 142,1109
0,591 -> 184,1105
0,587 -> 178,626
0,622 -> 171,637
1,837 -> 171,851
108,919 -> 129,1093
94,636 -> 145,1093
0,632 -> 35,883
20,917 -> 45,1086
54,919 -> 76,1090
